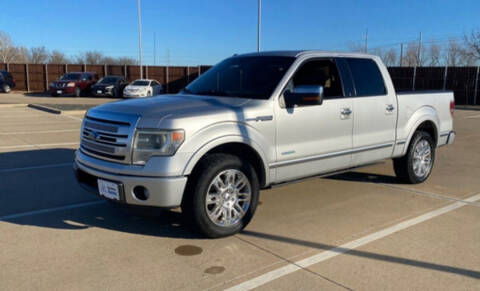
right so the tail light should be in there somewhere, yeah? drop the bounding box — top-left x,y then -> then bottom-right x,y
450,100 -> 455,117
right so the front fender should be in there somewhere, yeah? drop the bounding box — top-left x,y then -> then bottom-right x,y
180,122 -> 273,186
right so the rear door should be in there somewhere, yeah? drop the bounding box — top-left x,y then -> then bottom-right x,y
346,58 -> 397,166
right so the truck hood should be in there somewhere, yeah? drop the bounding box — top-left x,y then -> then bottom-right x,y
88,94 -> 265,128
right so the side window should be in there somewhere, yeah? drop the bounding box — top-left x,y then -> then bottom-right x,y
346,58 -> 386,96
289,59 -> 344,99
82,73 -> 92,81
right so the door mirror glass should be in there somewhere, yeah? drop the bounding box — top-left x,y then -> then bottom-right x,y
284,85 -> 324,107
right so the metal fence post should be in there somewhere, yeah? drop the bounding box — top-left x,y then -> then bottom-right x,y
124,64 -> 127,79
65,64 -> 68,73
443,65 -> 448,90
474,66 -> 479,105
45,64 -> 49,91
166,66 -> 169,93
104,64 -> 107,76
25,63 -> 30,92
6,63 -> 9,72
187,66 -> 190,83
83,64 -> 86,72
146,65 -> 148,79
412,66 -> 417,90
198,65 -> 201,78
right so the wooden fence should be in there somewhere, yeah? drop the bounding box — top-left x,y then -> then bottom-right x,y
0,63 -> 212,94
1,63 -> 479,105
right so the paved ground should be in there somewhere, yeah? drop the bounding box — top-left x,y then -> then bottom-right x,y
0,92 -> 120,105
0,102 -> 479,290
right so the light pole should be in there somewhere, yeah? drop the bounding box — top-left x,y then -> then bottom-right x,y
257,0 -> 261,52
137,0 -> 143,79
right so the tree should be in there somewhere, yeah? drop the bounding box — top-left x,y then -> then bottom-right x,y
75,50 -> 105,64
29,46 -> 49,64
404,41 -> 426,67
382,48 -> 397,66
49,50 -> 69,64
464,29 -> 480,61
446,39 -> 468,66
0,31 -> 17,63
115,56 -> 137,65
427,43 -> 442,66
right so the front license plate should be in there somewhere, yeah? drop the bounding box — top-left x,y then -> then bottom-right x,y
56,90 -> 62,94
97,90 -> 102,94
98,179 -> 120,200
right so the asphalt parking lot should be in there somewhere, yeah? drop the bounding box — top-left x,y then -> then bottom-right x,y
0,100 -> 479,290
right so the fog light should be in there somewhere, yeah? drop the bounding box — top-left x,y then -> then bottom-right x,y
133,186 -> 149,201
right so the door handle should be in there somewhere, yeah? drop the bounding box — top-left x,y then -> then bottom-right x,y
341,108 -> 352,115
386,104 -> 395,112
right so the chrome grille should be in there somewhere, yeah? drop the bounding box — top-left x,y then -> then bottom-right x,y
80,112 -> 139,164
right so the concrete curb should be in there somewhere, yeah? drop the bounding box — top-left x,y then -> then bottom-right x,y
27,104 -> 86,116
0,103 -> 28,108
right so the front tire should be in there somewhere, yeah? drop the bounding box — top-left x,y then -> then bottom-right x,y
182,153 -> 259,238
2,84 -> 11,93
393,131 -> 435,184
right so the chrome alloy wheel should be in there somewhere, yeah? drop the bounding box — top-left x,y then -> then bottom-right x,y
205,169 -> 251,227
413,139 -> 432,178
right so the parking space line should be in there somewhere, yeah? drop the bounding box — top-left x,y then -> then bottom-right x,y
0,142 -> 79,150
0,201 -> 105,221
227,193 -> 480,291
0,162 -> 72,173
0,129 -> 79,135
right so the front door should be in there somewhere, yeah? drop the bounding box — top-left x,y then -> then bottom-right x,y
274,59 -> 353,183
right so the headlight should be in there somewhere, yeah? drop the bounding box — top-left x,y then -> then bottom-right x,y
67,82 -> 75,87
105,85 -> 114,90
132,129 -> 185,165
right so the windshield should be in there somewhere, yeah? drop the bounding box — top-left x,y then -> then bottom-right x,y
132,80 -> 150,86
183,56 -> 295,99
99,76 -> 120,84
59,73 -> 81,81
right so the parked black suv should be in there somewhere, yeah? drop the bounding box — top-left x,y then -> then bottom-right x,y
91,75 -> 129,97
0,70 -> 15,93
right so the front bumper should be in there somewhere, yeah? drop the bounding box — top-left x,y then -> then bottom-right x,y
92,88 -> 114,97
50,87 -> 75,95
123,91 -> 147,98
74,159 -> 187,208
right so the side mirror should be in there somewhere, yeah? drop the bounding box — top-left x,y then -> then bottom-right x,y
284,85 -> 324,107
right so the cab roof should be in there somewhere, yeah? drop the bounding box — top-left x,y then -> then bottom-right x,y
236,50 -> 376,59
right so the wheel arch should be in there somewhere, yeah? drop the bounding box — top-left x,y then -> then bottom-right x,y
402,107 -> 440,156
183,137 -> 269,188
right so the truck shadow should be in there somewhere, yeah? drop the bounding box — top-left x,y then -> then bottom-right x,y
327,171 -> 402,184
0,148 -> 200,239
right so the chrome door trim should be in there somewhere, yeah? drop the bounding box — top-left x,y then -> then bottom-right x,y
269,142 -> 393,168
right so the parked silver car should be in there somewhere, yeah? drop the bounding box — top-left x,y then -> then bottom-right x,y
123,79 -> 163,98
75,50 -> 455,238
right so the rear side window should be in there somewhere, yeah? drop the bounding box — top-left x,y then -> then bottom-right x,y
346,58 -> 386,96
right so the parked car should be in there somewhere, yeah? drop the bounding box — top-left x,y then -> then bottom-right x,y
49,72 -> 98,97
123,79 -> 163,98
91,75 -> 129,98
0,70 -> 15,93
74,50 -> 455,238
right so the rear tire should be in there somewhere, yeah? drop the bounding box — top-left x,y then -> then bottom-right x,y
393,130 -> 435,184
182,153 -> 259,238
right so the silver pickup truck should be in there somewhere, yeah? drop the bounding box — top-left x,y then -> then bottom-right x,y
74,50 -> 455,238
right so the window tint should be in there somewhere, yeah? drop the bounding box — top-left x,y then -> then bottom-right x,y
289,59 -> 343,98
346,58 -> 386,96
